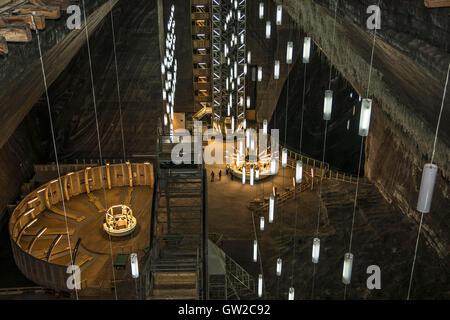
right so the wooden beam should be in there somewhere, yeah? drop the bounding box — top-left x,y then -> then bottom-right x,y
424,0 -> 450,7
39,0 -> 71,11
0,35 -> 7,54
0,14 -> 46,30
12,5 -> 60,19
0,23 -> 31,42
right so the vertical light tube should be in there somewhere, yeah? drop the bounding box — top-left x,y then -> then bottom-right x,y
253,240 -> 258,262
236,151 -> 240,167
323,90 -> 333,121
282,148 -> 288,168
247,96 -> 251,109
258,274 -> 263,297
163,114 -> 168,126
270,157 -> 277,175
274,60 -> 280,80
259,3 -> 264,19
247,51 -> 252,64
260,216 -> 265,231
257,66 -> 263,82
312,238 -> 320,264
276,258 -> 282,276
342,253 -> 354,285
296,160 -> 303,183
417,163 -> 438,213
269,194 -> 275,223
263,120 -> 268,135
359,98 -> 372,136
250,165 -> 255,186
276,5 -> 282,25
288,287 -> 295,300
303,37 -> 311,63
130,253 -> 139,279
286,41 -> 293,64
242,166 -> 246,184
256,167 -> 260,180
265,21 -> 271,39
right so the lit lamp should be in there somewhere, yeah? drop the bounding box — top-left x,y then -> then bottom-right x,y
259,3 -> 264,19
417,164 -> 438,213
359,98 -> 372,136
269,194 -> 275,223
286,41 -> 293,64
263,120 -> 268,135
247,96 -> 251,109
312,238 -> 320,264
282,148 -> 288,168
253,240 -> 258,262
242,166 -> 246,184
256,167 -> 260,180
303,37 -> 311,63
258,274 -> 263,297
250,165 -> 255,186
270,157 -> 277,175
324,90 -> 333,120
276,5 -> 282,25
265,21 -> 271,39
130,253 -> 139,278
257,66 -> 263,82
260,216 -> 265,231
276,258 -> 282,276
288,287 -> 295,300
163,114 -> 168,126
247,51 -> 252,64
274,60 -> 280,80
296,160 -> 303,183
342,253 -> 354,285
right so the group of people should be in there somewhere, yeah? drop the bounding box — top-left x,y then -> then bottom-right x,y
210,166 -> 235,182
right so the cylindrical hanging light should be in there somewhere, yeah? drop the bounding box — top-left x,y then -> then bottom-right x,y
342,253 -> 354,285
256,167 -> 260,180
243,119 -> 247,130
247,51 -> 252,64
258,274 -> 263,297
257,66 -> 263,82
270,157 -> 277,175
282,148 -> 288,168
253,240 -> 258,262
276,5 -> 282,25
250,165 -> 255,186
236,151 -> 241,167
359,98 -> 372,136
417,163 -> 438,213
303,37 -> 311,63
263,120 -> 268,135
288,287 -> 295,300
259,3 -> 264,19
247,96 -> 251,109
269,194 -> 275,223
295,160 -> 303,183
286,41 -> 293,64
241,165 -> 246,184
163,114 -> 168,126
276,258 -> 282,276
260,216 -> 265,231
312,238 -> 320,264
265,21 -> 271,39
274,60 -> 280,80
130,253 -> 139,279
323,90 -> 333,120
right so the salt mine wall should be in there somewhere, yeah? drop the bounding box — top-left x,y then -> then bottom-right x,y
278,0 -> 449,266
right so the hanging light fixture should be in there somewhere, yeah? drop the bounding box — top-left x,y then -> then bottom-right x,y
253,240 -> 258,262
247,51 -> 252,64
260,216 -> 265,231
265,21 -> 271,39
243,119 -> 247,130
258,274 -> 263,297
257,66 -> 263,82
163,114 -> 168,126
256,167 -> 260,180
242,166 -> 246,184
236,151 -> 241,167
312,238 -> 320,264
342,253 -> 354,285
259,3 -> 264,19
359,98 -> 372,136
274,60 -> 280,80
288,287 -> 295,300
282,148 -> 288,168
269,194 -> 275,223
250,165 -> 255,186
417,164 -> 438,213
295,160 -> 303,183
323,90 -> 333,121
276,258 -> 282,276
263,120 -> 268,135
276,5 -> 282,25
270,157 -> 277,175
303,37 -> 311,63
247,96 -> 251,109
286,41 -> 293,64
130,253 -> 139,279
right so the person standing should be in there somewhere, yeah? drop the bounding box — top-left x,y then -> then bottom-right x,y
219,170 -> 222,181
211,171 -> 215,182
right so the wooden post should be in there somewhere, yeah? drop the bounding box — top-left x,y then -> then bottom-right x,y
127,162 -> 133,187
106,164 -> 111,189
84,168 -> 90,193
63,175 -> 70,201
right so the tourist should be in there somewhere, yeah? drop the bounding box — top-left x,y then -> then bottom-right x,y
211,171 -> 215,182
219,170 -> 222,181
